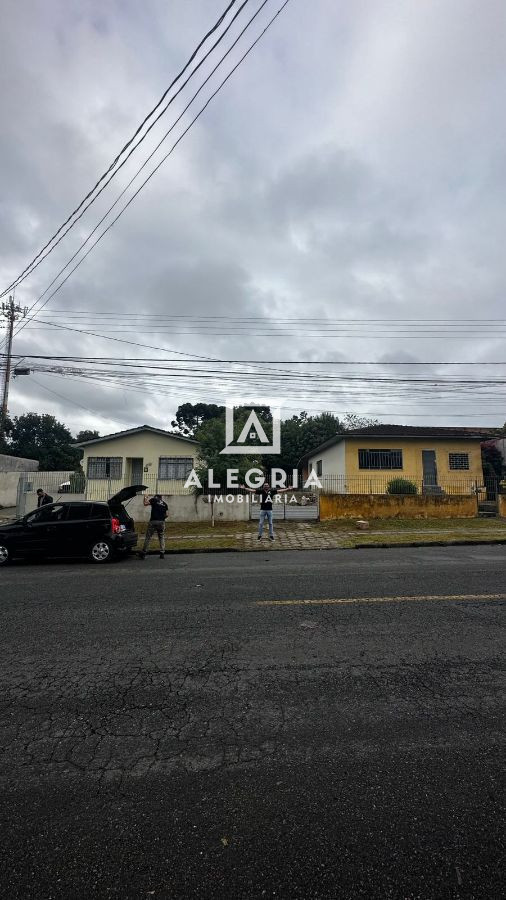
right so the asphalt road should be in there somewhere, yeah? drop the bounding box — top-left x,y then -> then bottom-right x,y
0,546 -> 505,899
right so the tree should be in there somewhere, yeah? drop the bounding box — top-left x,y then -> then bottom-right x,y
0,415 -> 13,454
481,441 -> 504,479
342,414 -> 379,431
7,413 -> 80,471
171,403 -> 224,437
263,412 -> 343,474
75,429 -> 100,443
194,414 -> 262,489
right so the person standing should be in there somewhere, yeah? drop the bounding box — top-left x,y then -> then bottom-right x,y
36,489 -> 53,507
241,480 -> 293,542
139,493 -> 168,559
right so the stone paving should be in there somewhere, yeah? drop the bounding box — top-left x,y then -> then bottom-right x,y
240,522 -> 343,550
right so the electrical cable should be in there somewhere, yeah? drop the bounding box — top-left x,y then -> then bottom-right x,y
7,0 -> 289,348
0,0 -> 246,298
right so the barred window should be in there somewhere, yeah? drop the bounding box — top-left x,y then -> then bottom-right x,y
316,459 -> 323,477
158,456 -> 193,479
358,449 -> 403,470
449,452 -> 469,470
87,456 -> 123,479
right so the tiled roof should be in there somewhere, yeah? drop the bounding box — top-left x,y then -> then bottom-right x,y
299,424 -> 502,464
74,425 -> 200,447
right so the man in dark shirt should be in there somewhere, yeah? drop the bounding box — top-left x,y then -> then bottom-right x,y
139,493 -> 168,559
241,480 -> 294,541
36,489 -> 53,507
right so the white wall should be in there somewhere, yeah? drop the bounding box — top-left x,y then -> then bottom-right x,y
0,456 -> 39,507
17,492 -> 251,522
0,454 -> 38,472
0,473 -> 22,508
308,440 -> 346,490
127,494 -> 250,523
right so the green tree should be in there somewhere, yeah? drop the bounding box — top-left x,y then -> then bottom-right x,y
0,415 -> 13,454
263,411 -> 343,474
7,413 -> 80,470
194,415 -> 263,490
171,403 -> 224,436
75,429 -> 100,443
481,441 -> 503,479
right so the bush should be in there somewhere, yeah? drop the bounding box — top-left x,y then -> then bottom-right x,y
386,477 -> 418,495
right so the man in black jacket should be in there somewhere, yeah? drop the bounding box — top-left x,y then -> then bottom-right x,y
36,489 -> 53,507
139,493 -> 168,559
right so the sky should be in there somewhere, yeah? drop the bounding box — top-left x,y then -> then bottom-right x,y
1,0 -> 506,436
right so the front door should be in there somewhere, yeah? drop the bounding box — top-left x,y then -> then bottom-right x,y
422,450 -> 438,487
130,458 -> 144,485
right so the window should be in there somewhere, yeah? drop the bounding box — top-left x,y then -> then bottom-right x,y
26,504 -> 66,524
358,449 -> 403,470
158,457 -> 193,479
87,457 -> 122,479
316,460 -> 323,477
89,503 -> 109,519
66,503 -> 91,521
449,453 -> 469,470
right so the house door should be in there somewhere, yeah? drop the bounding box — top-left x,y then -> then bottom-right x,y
422,450 -> 438,487
130,458 -> 144,484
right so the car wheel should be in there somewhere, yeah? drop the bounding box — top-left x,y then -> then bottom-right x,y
89,540 -> 112,563
0,544 -> 10,566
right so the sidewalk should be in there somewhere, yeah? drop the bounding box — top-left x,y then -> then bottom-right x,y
138,518 -> 506,554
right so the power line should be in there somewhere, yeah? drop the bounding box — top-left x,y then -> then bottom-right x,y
7,0 -> 291,349
4,353 -> 506,366
0,0 -> 246,298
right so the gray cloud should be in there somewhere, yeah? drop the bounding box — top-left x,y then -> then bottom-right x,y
1,0 -> 506,433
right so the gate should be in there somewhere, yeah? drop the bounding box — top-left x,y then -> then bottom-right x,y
477,476 -> 499,516
249,492 -> 319,521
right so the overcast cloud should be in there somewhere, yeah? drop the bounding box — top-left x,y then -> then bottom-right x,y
1,0 -> 505,435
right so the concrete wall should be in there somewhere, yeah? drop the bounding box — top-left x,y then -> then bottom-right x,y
0,473 -> 22,508
320,493 -> 477,520
127,494 -> 250,523
17,492 -> 251,522
0,454 -> 38,472
0,455 -> 39,507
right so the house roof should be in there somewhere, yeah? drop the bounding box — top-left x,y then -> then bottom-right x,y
298,424 -> 502,464
74,425 -> 200,448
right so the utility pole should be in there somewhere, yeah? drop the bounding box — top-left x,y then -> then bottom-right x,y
1,297 -> 27,440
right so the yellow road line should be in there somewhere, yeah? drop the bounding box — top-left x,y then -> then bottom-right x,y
256,593 -> 506,607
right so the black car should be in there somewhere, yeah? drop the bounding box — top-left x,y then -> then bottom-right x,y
0,484 -> 146,566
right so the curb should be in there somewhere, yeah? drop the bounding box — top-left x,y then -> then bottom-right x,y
354,538 -> 506,550
138,537 -> 506,556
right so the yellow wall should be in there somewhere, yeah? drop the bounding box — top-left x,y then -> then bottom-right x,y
344,438 -> 483,485
320,493 -> 477,520
80,432 -> 200,499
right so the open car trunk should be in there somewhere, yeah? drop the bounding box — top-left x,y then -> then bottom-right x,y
108,484 -> 146,531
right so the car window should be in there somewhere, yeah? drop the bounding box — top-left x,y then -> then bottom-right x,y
89,504 -> 109,520
26,504 -> 66,524
66,504 -> 91,521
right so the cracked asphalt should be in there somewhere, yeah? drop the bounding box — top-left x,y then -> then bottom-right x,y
0,545 -> 505,899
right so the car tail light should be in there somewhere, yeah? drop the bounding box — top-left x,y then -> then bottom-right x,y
111,517 -> 121,534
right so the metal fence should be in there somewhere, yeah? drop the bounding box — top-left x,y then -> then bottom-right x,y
319,474 -> 499,497
16,472 -> 195,503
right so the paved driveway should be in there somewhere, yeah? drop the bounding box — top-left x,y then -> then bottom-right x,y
0,546 -> 504,898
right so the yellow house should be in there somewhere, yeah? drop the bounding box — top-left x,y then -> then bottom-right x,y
75,425 -> 200,499
301,425 -> 494,495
